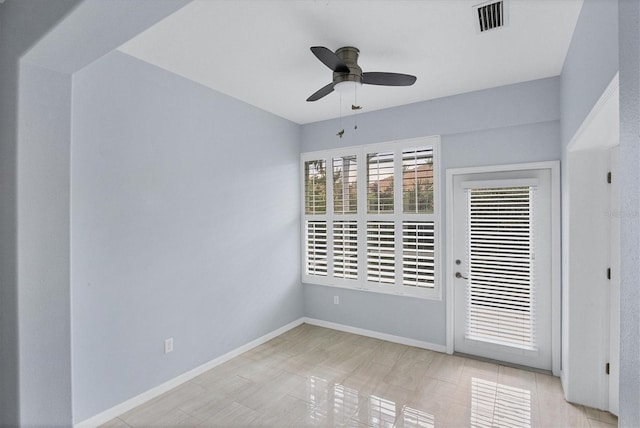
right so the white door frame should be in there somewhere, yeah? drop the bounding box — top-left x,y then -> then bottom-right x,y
445,161 -> 561,376
608,146 -> 620,415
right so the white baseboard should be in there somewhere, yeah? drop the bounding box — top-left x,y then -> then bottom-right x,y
74,317 -> 305,428
560,369 -> 569,401
303,317 -> 447,353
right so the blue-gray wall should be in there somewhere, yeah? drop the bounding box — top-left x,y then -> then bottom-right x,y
618,1 -> 640,426
302,77 -> 560,152
70,51 -> 303,422
302,78 -> 561,345
558,0 -> 640,423
18,60 -> 75,427
1,0 -> 190,425
0,1 -> 82,425
560,0 -> 619,149
559,0 -> 619,407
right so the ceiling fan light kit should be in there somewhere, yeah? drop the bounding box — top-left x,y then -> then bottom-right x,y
334,80 -> 362,95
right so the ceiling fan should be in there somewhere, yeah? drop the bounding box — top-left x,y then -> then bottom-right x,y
306,46 -> 417,102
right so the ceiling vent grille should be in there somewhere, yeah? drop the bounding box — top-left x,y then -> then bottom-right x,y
474,0 -> 507,33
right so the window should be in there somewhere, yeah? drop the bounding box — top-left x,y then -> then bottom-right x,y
333,155 -> 357,215
367,152 -> 394,213
301,137 -> 441,299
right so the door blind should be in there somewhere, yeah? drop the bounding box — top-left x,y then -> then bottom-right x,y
465,186 -> 536,349
333,221 -> 358,280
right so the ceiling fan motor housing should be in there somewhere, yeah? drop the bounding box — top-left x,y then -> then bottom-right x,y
333,46 -> 362,84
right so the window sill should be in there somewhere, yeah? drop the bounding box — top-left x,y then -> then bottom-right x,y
302,278 -> 442,301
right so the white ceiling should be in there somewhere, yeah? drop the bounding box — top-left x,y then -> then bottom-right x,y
118,0 -> 583,125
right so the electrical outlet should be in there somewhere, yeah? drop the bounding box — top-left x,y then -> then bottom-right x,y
164,337 -> 174,354
334,296 -> 339,305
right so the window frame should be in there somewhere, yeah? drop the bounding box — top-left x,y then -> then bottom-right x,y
301,136 -> 442,300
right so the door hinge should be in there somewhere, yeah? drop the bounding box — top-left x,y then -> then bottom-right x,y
607,172 -> 612,183
606,362 -> 610,375
607,268 -> 611,280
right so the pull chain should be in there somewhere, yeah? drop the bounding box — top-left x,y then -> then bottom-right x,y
337,91 -> 344,138
354,83 -> 359,130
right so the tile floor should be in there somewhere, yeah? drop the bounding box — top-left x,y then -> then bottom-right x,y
102,324 -> 617,427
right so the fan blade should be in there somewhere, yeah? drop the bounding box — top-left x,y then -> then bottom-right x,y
310,47 -> 350,73
307,82 -> 335,102
362,72 -> 417,86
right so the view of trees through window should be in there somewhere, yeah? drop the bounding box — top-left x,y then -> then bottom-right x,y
367,152 -> 394,213
306,151 -> 434,215
402,148 -> 434,214
305,160 -> 326,214
333,156 -> 357,214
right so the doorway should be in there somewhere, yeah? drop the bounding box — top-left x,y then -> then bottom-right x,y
564,73 -> 619,411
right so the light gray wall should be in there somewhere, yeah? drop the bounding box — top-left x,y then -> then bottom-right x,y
0,1 -> 82,425
560,0 -> 619,148
305,284 -> 446,344
561,0 -> 640,423
302,77 -> 560,152
1,0 -> 191,424
17,61 -> 74,427
618,1 -> 640,426
558,0 -> 624,415
561,0 -> 640,418
71,51 -> 303,422
301,78 -> 561,345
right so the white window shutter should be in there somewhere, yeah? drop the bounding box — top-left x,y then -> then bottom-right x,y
367,152 -> 394,214
367,221 -> 395,284
333,221 -> 358,280
402,221 -> 435,288
304,160 -> 326,215
301,137 -> 440,299
305,220 -> 327,276
333,156 -> 358,215
402,148 -> 434,214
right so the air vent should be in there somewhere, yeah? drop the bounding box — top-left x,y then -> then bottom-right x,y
474,0 -> 508,33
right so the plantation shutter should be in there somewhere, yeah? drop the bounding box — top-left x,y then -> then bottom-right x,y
464,183 -> 536,350
333,156 -> 358,214
305,220 -> 327,276
402,148 -> 434,214
366,221 -> 395,284
302,137 -> 440,298
304,159 -> 327,278
367,152 -> 394,213
305,160 -> 326,215
333,221 -> 358,280
402,221 -> 435,288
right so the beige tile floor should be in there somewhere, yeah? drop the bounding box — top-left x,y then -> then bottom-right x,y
102,324 -> 618,427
